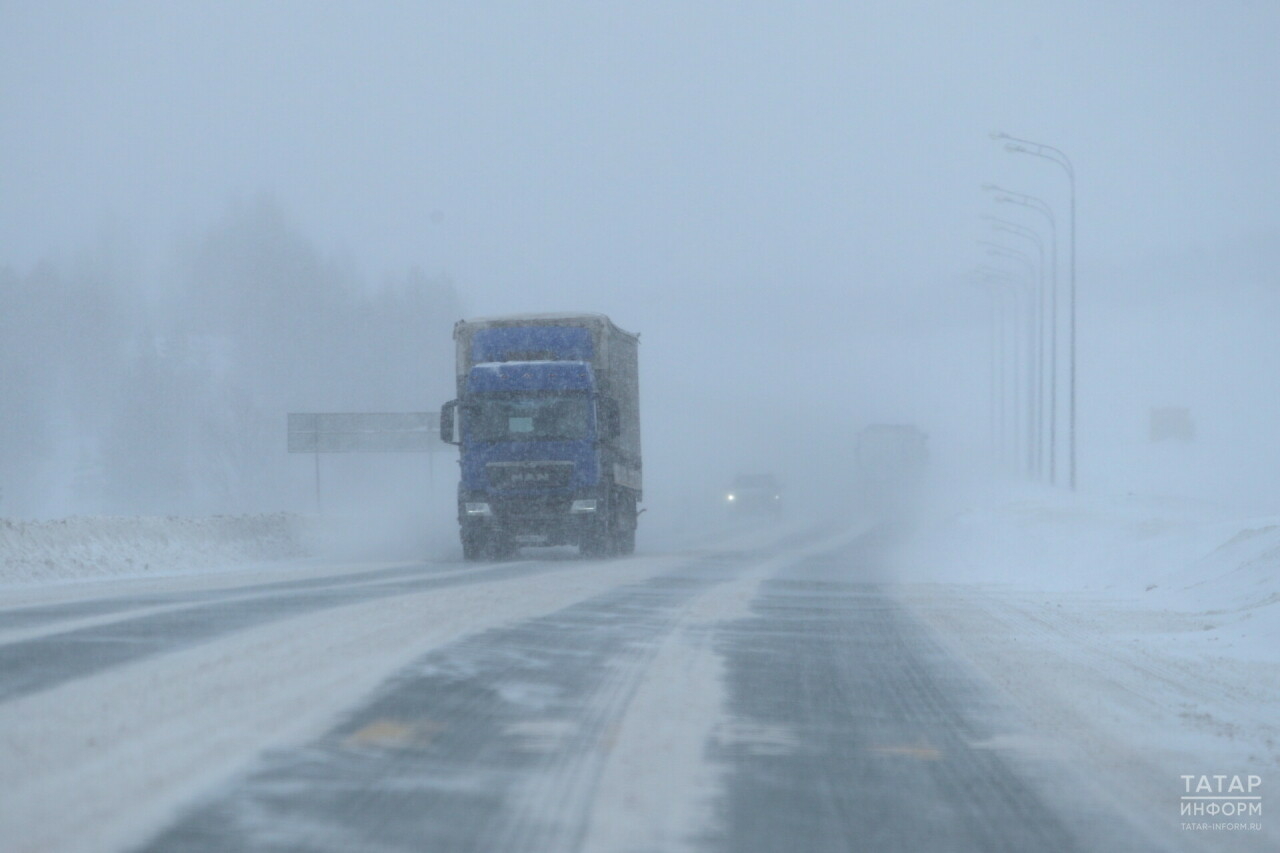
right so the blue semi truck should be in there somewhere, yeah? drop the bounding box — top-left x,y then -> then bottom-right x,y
439,314 -> 641,560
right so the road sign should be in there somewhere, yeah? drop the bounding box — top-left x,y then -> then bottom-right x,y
287,412 -> 442,453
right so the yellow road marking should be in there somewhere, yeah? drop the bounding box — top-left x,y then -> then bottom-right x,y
344,718 -> 445,750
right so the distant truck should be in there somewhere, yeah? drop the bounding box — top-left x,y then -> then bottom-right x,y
440,314 -> 641,560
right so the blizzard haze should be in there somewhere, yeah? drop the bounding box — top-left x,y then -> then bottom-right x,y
2,2 -> 1279,534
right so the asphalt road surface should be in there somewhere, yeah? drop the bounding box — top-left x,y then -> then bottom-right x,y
0,523 -> 1195,851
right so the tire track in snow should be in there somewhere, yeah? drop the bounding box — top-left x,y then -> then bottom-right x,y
135,526 -> 868,853
0,558 -> 605,704
706,548 -> 1169,853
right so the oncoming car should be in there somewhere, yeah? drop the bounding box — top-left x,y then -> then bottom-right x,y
725,473 -> 783,515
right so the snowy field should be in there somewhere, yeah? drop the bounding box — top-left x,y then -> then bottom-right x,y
896,487 -> 1280,661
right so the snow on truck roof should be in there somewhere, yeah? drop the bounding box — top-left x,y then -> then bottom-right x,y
455,313 -> 638,339
463,312 -> 610,323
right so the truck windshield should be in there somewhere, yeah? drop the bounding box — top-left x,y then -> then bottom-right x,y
466,394 -> 591,442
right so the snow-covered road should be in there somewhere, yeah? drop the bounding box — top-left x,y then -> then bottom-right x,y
1,509 -> 1275,852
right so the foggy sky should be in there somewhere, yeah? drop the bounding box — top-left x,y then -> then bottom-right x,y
5,3 -> 1276,284
3,1 -> 1279,516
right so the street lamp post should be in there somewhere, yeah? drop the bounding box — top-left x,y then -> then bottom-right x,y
992,133 -> 1078,490
966,277 -> 1008,468
974,267 -> 1033,477
983,183 -> 1060,485
984,218 -> 1047,479
980,245 -> 1040,479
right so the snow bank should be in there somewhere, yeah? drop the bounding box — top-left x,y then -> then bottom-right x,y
897,488 -> 1271,593
895,488 -> 1280,662
0,513 -> 308,586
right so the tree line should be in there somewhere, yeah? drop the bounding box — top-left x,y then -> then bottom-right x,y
0,196 -> 461,517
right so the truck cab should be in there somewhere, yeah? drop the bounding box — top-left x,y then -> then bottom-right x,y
440,315 -> 641,560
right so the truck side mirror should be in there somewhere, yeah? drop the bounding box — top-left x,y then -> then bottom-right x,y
440,400 -> 459,445
601,397 -> 621,440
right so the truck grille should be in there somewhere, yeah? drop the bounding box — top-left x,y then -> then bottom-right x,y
492,495 -> 573,518
486,461 -> 574,490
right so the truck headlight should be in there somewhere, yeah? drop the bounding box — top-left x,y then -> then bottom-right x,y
464,502 -> 493,516
570,499 -> 598,513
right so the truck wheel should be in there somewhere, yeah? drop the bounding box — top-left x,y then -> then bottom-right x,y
612,490 -> 637,555
489,533 -> 517,560
462,532 -> 485,562
579,535 -> 607,558
580,520 -> 613,558
613,527 -> 635,555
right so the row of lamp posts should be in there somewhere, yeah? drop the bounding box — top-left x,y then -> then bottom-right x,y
975,133 -> 1077,490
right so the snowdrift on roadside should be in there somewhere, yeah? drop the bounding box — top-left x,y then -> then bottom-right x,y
898,490 -> 1276,594
0,514 -> 307,586
895,488 -> 1280,662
